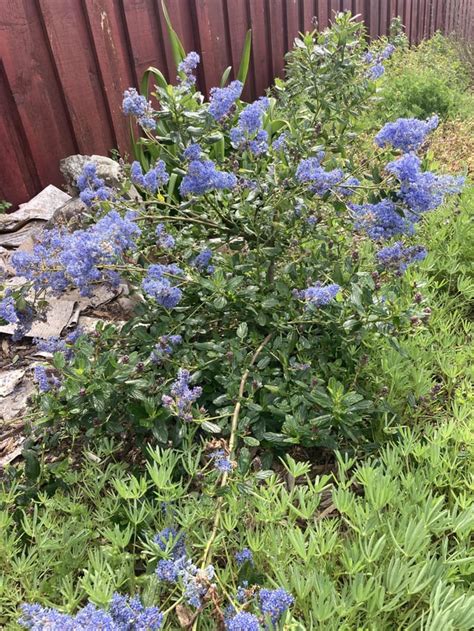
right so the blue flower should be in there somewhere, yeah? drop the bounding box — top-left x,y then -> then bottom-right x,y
351,199 -> 412,241
179,159 -> 237,196
209,80 -> 243,120
377,241 -> 427,272
162,368 -> 202,421
235,548 -> 253,567
294,283 -> 340,308
178,51 -> 200,86
399,172 -> 464,213
19,603 -> 76,630
156,559 -> 179,583
76,162 -> 111,208
12,211 -> 140,297
386,153 -> 421,182
122,88 -> 156,129
150,334 -> 182,364
259,588 -> 294,625
296,155 -> 346,195
375,116 -> 439,153
230,97 -> 270,155
34,365 -> 54,393
225,611 -> 261,631
192,248 -> 214,274
130,161 -> 169,193
142,264 -> 184,309
367,62 -> 385,80
155,224 -> 175,249
183,144 -> 202,161
209,449 -> 233,472
272,131 -> 288,151
154,527 -> 186,560
380,43 -> 395,60
0,295 -> 18,324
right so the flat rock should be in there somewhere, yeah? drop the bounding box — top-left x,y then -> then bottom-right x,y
46,196 -> 89,230
0,185 -> 71,234
60,154 -> 122,194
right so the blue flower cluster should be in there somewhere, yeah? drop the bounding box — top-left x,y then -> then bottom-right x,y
226,611 -> 260,631
209,80 -> 243,120
259,588 -> 294,625
183,143 -> 202,161
150,334 -> 182,364
296,154 -> 354,196
156,552 -> 215,609
34,328 -> 83,361
272,131 -> 288,151
12,211 -> 140,296
377,241 -> 427,272
235,548 -> 253,567
293,282 -> 340,308
230,97 -> 270,155
375,116 -> 439,153
387,153 -> 464,213
33,365 -> 60,393
162,368 -> 202,421
179,158 -> 237,196
224,587 -> 294,630
142,264 -> 184,308
0,294 -> 18,324
122,88 -> 156,129
178,51 -> 200,86
351,199 -> 413,241
155,223 -> 175,250
364,43 -> 395,80
19,593 -> 163,630
209,449 -> 233,472
77,162 -> 112,207
191,248 -> 214,274
130,161 -> 169,193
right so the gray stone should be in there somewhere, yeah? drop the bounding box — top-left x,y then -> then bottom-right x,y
59,154 -> 141,201
46,197 -> 89,230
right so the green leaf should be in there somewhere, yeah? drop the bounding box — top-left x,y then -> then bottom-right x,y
220,66 -> 232,87
236,322 -> 248,340
202,421 -> 222,434
161,1 -> 186,67
237,30 -> 252,85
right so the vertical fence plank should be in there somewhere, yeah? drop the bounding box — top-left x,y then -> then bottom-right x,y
380,1 -> 388,35
248,0 -> 271,98
0,0 -> 76,191
316,0 -> 330,28
122,0 -> 169,89
286,0 -> 301,50
301,0 -> 315,31
82,0 -> 135,154
191,0 -> 231,96
352,0 -> 364,22
37,0 -> 115,155
267,0 -> 286,80
225,0 -> 253,99
329,0 -> 340,23
0,62 -> 39,206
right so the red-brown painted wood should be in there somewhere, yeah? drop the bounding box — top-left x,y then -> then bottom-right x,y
316,0 -> 330,28
285,0 -> 301,50
248,0 -> 271,98
192,0 -> 230,96
0,61 -> 39,205
82,0 -> 135,154
38,0 -> 115,154
225,0 -> 253,100
0,0 -> 76,192
267,0 -> 286,80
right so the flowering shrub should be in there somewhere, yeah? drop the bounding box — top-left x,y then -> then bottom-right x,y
0,15 -> 464,456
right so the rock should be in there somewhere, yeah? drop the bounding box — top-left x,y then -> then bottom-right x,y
60,154 -> 141,200
60,154 -> 122,194
46,196 -> 89,230
0,185 -> 71,233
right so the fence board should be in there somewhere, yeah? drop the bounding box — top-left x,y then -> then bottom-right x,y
1,0 -> 471,209
0,0 -> 76,193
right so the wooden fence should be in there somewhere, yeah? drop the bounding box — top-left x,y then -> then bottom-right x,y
1,0 -> 473,209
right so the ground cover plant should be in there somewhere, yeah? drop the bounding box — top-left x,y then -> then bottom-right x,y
0,9 -> 472,631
